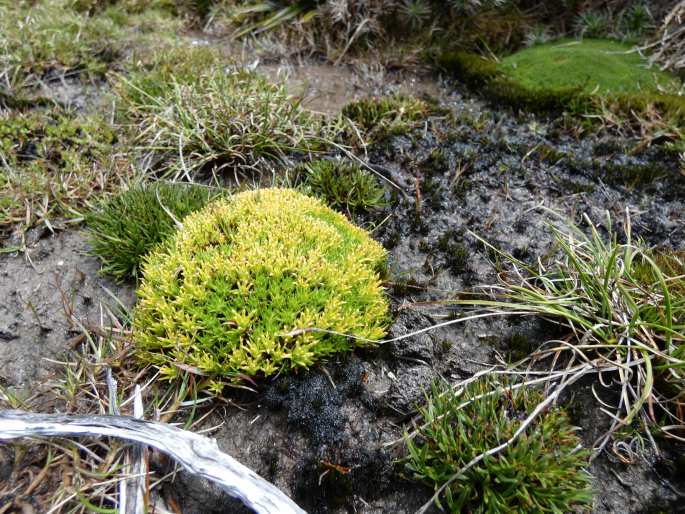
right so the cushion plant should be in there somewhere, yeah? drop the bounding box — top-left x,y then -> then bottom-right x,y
133,188 -> 389,392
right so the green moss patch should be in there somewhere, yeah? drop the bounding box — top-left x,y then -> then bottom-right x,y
432,43 -> 685,146
342,95 -> 438,141
500,39 -> 678,95
133,188 -> 389,392
0,107 -> 122,236
296,159 -> 386,215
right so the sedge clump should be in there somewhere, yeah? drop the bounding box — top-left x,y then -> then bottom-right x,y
133,188 -> 389,392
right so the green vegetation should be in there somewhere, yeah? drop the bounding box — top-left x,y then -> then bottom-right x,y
405,377 -> 592,512
433,43 -> 685,145
342,95 -> 435,141
0,107 -> 122,236
500,39 -> 678,95
0,0 -> 122,91
134,188 -> 389,392
574,5 -> 655,41
86,182 -> 222,282
207,1 -> 530,57
297,159 -> 386,214
116,48 -> 329,178
599,161 -> 666,189
458,212 -> 685,436
114,45 -> 225,110
0,0 -> 179,99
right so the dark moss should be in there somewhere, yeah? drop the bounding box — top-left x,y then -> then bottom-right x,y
593,140 -> 625,156
392,277 -> 422,296
535,144 -> 566,164
417,239 -> 431,253
294,448 -> 393,512
555,177 -> 596,194
383,228 -> 401,249
436,230 -> 470,275
505,333 -> 533,361
599,162 -> 666,188
439,339 -> 453,353
420,148 -> 449,176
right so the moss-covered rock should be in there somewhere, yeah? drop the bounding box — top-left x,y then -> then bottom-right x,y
133,188 -> 389,392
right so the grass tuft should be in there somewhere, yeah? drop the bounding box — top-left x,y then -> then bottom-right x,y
0,107 -> 125,237
85,182 -> 222,282
457,210 -> 685,440
133,188 -> 389,392
115,48 -> 330,178
0,1 -> 123,90
405,376 -> 593,513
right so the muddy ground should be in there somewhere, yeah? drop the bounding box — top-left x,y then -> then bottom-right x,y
1,59 -> 684,513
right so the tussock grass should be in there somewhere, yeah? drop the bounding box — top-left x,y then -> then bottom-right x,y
405,376 -> 592,513
206,1 -> 529,59
134,188 -> 389,392
457,210 -> 685,444
86,182 -> 223,282
116,48 -> 331,179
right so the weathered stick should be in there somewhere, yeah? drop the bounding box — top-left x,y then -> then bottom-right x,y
0,410 -> 306,514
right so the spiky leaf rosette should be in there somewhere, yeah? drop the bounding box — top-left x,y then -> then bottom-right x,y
405,377 -> 593,512
133,188 -> 389,392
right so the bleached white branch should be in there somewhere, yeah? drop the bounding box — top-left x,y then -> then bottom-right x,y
0,410 -> 306,514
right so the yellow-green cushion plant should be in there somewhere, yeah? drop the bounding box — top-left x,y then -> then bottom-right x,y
134,188 -> 389,392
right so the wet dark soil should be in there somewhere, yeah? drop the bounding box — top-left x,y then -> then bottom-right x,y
1,61 -> 684,513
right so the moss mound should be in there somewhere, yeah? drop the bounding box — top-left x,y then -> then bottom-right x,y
297,159 -> 386,214
433,43 -> 685,135
134,188 -> 389,391
500,39 -> 678,95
